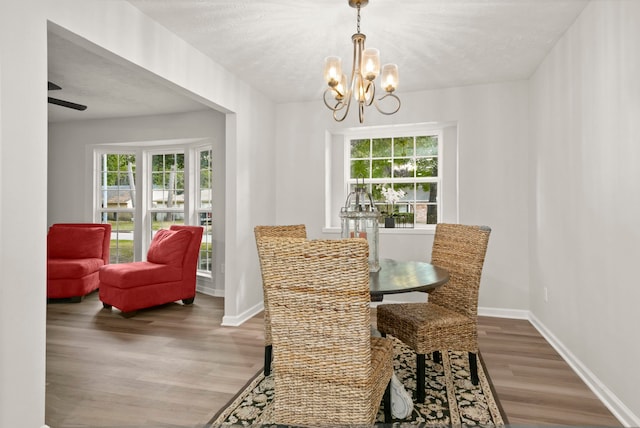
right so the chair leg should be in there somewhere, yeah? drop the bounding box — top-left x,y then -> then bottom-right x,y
182,297 -> 195,305
102,302 -> 112,309
417,353 -> 426,403
433,350 -> 442,363
383,379 -> 392,423
469,352 -> 479,385
121,310 -> 137,318
264,345 -> 272,376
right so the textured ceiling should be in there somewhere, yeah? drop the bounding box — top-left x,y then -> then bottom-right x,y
48,0 -> 589,122
47,31 -> 208,123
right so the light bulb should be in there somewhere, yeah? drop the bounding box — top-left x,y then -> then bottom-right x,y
324,56 -> 342,87
381,64 -> 399,92
361,48 -> 380,81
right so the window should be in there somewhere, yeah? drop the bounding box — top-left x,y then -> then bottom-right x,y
149,151 -> 186,233
346,131 -> 442,228
95,145 -> 214,277
197,149 -> 213,272
97,152 -> 136,263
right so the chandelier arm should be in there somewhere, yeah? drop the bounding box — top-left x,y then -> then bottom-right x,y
333,93 -> 353,122
333,98 -> 351,122
330,29 -> 361,122
364,81 -> 375,107
373,92 -> 402,116
323,88 -> 347,112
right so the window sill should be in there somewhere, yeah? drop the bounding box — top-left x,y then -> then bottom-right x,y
322,226 -> 435,235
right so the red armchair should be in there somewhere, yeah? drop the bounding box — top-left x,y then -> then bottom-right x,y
47,223 -> 112,302
99,225 -> 204,316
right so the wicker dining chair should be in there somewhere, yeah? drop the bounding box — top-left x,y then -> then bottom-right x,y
254,225 -> 307,376
256,236 -> 393,425
376,223 -> 491,403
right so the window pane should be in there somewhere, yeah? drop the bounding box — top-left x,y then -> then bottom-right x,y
396,183 -> 415,201
344,130 -> 441,230
416,183 -> 437,202
151,152 -> 185,211
106,212 -> 134,263
393,158 -> 414,178
393,137 -> 413,157
372,159 -> 392,178
350,139 -> 370,158
99,153 -> 136,262
350,159 -> 370,179
198,212 -> 213,271
151,211 -> 185,232
175,172 -> 185,192
200,173 -> 212,189
415,203 -> 437,225
372,138 -> 392,157
416,157 -> 438,177
200,150 -> 212,169
416,135 -> 438,156
198,149 -> 214,274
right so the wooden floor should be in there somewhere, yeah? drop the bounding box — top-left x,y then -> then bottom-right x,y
46,292 -> 620,427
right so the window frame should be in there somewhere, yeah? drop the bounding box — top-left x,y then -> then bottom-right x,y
93,143 -> 214,278
146,149 -> 188,241
94,149 -> 138,264
196,147 -> 214,273
343,126 -> 444,230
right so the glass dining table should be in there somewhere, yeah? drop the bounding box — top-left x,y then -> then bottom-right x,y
369,258 -> 450,302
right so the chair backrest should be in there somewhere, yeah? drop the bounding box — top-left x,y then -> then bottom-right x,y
254,224 -> 307,240
428,223 -> 491,318
165,225 -> 204,283
256,237 -> 372,423
254,225 -> 307,345
47,223 -> 112,265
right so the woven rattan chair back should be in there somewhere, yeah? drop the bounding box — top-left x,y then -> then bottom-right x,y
428,223 -> 491,318
375,223 -> 491,402
254,225 -> 307,375
257,237 -> 391,425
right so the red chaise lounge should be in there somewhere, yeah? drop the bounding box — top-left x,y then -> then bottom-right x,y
47,223 -> 112,302
99,225 -> 203,317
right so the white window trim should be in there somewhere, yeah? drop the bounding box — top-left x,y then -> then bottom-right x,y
324,122 -> 459,234
92,140 -> 213,268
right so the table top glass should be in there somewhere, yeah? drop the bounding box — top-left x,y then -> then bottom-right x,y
370,258 -> 449,297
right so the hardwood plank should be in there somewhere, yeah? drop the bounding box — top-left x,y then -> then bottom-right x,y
45,294 -> 621,426
477,316 -> 620,426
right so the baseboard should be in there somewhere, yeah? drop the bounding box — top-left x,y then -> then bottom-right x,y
196,285 -> 224,298
372,303 -> 530,321
371,301 -> 637,426
478,306 -> 529,319
528,313 -> 639,427
221,301 -> 264,327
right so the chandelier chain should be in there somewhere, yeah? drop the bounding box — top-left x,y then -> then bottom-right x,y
356,4 -> 361,33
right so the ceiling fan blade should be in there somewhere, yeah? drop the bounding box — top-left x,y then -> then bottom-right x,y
48,97 -> 87,111
48,81 -> 62,91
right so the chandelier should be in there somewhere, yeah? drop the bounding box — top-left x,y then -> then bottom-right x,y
323,0 -> 400,124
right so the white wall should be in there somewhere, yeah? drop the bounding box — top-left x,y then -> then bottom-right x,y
1,1 -> 276,424
48,110 -> 226,295
529,1 -> 640,424
0,2 -> 48,427
275,81 -> 530,311
44,0 -> 277,325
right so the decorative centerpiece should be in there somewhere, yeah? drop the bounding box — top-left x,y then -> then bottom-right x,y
340,179 -> 381,272
380,186 -> 406,228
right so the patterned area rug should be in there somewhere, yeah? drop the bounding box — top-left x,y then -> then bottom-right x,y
208,337 -> 506,426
